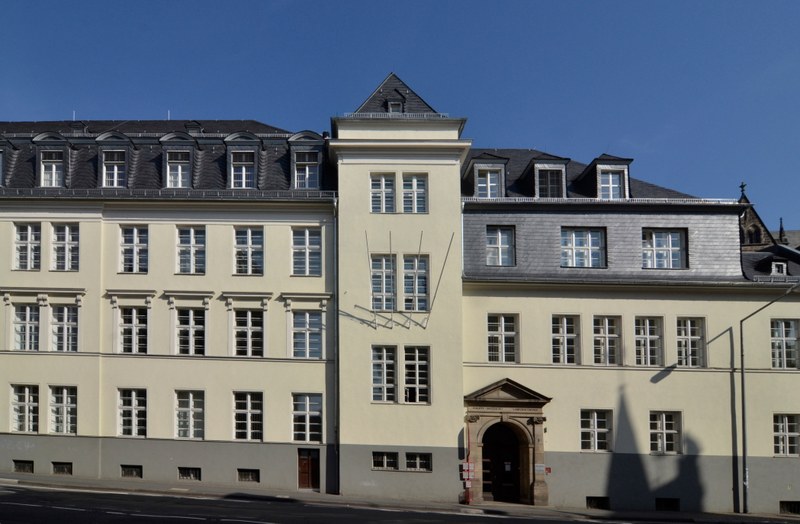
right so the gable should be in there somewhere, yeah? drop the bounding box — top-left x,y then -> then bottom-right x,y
465,378 -> 551,406
354,72 -> 438,114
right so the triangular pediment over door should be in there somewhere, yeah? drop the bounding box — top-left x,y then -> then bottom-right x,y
465,378 -> 551,408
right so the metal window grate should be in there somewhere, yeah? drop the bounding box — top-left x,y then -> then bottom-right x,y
13,460 -> 34,474
52,462 -> 73,475
121,464 -> 143,478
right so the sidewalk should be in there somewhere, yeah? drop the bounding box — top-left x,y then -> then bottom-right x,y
1,473 -> 798,523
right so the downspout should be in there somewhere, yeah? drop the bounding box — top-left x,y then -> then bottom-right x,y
739,281 -> 799,513
333,194 -> 340,494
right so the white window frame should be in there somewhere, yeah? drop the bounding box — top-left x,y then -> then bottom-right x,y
40,150 -> 65,187
52,223 -> 79,271
103,150 -> 127,187
371,346 -> 396,402
486,226 -> 514,266
593,316 -> 620,365
233,391 -> 263,441
487,314 -> 517,363
371,254 -> 396,311
774,414 -> 799,456
402,174 -> 427,213
292,393 -> 322,443
166,150 -> 191,188
176,390 -> 204,440
476,168 -> 502,198
649,411 -> 681,454
294,151 -> 319,189
119,389 -> 147,437
403,255 -> 428,311
12,385 -> 39,433
771,319 -> 798,369
561,228 -> 606,268
635,317 -> 663,366
15,223 -> 41,271
119,306 -> 148,354
552,315 -> 579,364
370,174 -> 395,213
580,409 -> 612,452
176,308 -> 205,356
120,225 -> 148,273
234,309 -> 264,357
405,452 -> 433,472
404,346 -> 430,404
772,261 -> 788,276
677,317 -> 705,367
230,151 -> 255,189
50,386 -> 77,435
177,226 -> 205,274
292,227 -> 322,276
372,451 -> 399,470
597,165 -> 627,200
234,227 -> 263,275
642,229 -> 686,269
14,304 -> 40,351
534,164 -> 566,198
51,305 -> 78,352
291,310 -> 323,359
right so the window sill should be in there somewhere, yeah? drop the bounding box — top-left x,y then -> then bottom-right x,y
175,272 -> 206,276
290,274 -> 322,278
560,266 -> 607,270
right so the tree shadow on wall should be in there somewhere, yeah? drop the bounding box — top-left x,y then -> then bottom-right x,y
606,387 -> 705,513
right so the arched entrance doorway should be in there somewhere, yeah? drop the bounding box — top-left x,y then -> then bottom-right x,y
464,378 -> 551,505
482,423 -> 521,502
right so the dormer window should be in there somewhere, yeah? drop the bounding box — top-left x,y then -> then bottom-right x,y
534,164 -> 566,198
103,150 -> 127,187
476,169 -> 502,198
40,151 -> 65,187
294,151 -> 319,189
388,101 -> 403,113
772,261 -> 788,276
167,151 -> 191,188
599,170 -> 622,200
231,151 -> 255,189
596,164 -> 629,200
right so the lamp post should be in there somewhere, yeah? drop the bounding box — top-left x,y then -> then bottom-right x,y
739,282 -> 799,513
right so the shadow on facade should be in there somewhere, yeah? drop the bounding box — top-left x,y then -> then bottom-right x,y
605,388 -> 705,512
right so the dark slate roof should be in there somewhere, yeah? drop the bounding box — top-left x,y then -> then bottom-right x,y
741,247 -> 800,282
0,120 -> 290,136
354,73 -> 438,114
771,229 -> 800,249
463,148 -> 695,199
0,120 -> 339,199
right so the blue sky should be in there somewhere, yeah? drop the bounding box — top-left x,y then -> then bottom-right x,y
3,0 -> 799,230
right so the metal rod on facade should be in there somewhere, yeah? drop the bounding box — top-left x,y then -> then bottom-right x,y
739,282 -> 799,513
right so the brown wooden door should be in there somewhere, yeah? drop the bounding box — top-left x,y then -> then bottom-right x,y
297,448 -> 320,490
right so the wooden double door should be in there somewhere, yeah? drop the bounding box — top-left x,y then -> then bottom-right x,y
297,449 -> 320,490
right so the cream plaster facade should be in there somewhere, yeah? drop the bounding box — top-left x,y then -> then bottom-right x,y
0,75 -> 799,515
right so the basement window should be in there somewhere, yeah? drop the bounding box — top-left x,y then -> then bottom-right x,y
13,460 -> 34,473
178,467 -> 201,481
52,462 -> 73,475
237,468 -> 260,482
121,464 -> 143,478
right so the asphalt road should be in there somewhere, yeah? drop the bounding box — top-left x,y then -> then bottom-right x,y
0,485 -> 577,524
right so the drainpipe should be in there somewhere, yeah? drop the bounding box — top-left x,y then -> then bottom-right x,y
739,282 -> 799,513
332,194 -> 340,494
